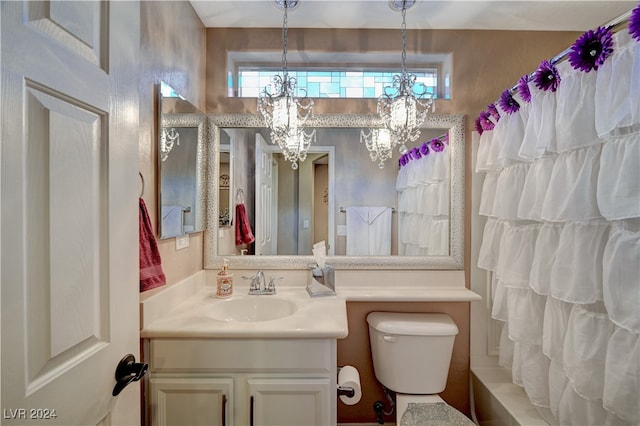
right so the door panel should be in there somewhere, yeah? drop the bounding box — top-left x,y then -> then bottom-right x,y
249,378 -> 331,426
1,1 -> 140,424
150,377 -> 233,426
255,133 -> 276,255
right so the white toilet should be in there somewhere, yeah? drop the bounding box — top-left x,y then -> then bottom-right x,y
367,312 -> 474,425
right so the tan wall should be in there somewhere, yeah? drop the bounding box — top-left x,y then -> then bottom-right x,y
203,27 -> 579,423
139,1 -> 206,287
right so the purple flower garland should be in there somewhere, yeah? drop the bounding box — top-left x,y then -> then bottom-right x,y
398,137 -> 447,168
630,3 -> 640,42
475,8 -> 640,139
568,26 -> 614,72
533,60 -> 561,92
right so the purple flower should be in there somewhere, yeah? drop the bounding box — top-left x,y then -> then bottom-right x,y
517,74 -> 532,103
499,89 -> 520,114
533,60 -> 561,92
420,141 -> 430,156
430,138 -> 445,152
478,110 -> 495,131
410,147 -> 422,160
568,27 -> 614,72
474,116 -> 484,134
442,134 -> 449,145
487,103 -> 501,122
630,3 -> 640,42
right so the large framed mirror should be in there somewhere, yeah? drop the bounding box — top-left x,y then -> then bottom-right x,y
157,81 -> 207,239
205,114 -> 464,269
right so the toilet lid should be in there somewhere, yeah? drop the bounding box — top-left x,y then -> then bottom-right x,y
366,312 -> 459,336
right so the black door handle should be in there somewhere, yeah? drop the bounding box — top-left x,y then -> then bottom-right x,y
112,354 -> 148,396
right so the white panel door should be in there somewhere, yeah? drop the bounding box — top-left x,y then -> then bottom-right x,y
255,134 -> 277,255
1,1 -> 141,425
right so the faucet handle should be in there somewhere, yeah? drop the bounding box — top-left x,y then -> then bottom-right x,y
267,276 -> 283,291
242,275 -> 259,291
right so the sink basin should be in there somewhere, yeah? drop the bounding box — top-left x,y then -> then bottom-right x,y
208,297 -> 299,322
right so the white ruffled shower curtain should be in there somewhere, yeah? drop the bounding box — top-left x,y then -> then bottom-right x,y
396,142 -> 450,255
476,29 -> 639,425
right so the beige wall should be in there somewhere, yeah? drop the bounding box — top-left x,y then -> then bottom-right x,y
139,1 -> 206,287
203,27 -> 580,423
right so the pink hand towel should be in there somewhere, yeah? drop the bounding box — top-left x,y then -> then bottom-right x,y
235,203 -> 255,246
139,198 -> 166,292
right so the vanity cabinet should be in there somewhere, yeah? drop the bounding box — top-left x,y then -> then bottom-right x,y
146,338 -> 337,426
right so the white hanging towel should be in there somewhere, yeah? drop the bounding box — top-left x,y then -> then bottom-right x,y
346,206 -> 392,255
161,205 -> 184,237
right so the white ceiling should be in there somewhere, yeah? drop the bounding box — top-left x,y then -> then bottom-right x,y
189,0 -> 635,31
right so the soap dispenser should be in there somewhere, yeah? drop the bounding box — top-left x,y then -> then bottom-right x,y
216,258 -> 233,298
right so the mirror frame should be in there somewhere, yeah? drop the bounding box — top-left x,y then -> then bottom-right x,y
205,113 -> 464,270
158,111 -> 208,238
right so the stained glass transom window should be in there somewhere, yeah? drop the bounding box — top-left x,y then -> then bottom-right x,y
234,69 -> 439,99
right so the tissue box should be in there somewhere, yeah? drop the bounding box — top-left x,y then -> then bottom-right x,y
306,266 -> 336,297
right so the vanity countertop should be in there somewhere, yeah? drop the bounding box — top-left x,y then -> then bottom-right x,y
140,282 -> 348,339
140,270 -> 481,339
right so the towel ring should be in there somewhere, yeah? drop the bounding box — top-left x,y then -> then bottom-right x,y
139,171 -> 145,197
236,188 -> 244,204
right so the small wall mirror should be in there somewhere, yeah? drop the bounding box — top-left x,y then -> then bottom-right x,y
205,114 -> 464,270
157,81 -> 206,239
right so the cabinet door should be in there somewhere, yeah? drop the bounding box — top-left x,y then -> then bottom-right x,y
150,377 -> 233,426
248,378 -> 332,426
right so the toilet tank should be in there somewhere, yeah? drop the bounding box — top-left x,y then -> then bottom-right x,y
367,312 -> 459,394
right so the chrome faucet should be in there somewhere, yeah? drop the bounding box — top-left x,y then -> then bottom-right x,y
243,271 -> 279,295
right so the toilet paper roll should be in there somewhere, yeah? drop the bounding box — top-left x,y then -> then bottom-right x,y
338,365 -> 362,405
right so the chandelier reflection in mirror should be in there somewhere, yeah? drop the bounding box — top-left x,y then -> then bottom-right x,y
160,127 -> 180,162
360,128 -> 393,168
362,0 -> 434,167
258,0 -> 315,170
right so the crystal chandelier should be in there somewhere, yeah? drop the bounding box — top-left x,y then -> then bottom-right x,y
370,0 -> 434,161
360,128 -> 394,168
258,0 -> 315,170
160,127 -> 180,162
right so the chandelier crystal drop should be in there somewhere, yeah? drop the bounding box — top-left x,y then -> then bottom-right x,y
258,0 -> 315,170
369,0 -> 433,164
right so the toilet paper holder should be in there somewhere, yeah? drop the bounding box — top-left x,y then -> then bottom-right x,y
336,365 -> 361,406
337,385 -> 355,398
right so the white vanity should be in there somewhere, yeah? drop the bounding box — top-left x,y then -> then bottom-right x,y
140,272 -> 348,426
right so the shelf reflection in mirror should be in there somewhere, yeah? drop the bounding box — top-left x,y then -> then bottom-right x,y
205,114 -> 464,270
